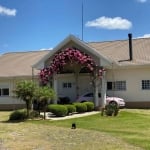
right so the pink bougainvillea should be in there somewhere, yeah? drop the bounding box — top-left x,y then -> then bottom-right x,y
39,48 -> 105,84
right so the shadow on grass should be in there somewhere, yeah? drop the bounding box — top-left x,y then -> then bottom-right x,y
0,119 -> 26,124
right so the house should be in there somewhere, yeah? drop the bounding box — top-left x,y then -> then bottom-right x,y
0,50 -> 49,110
1,34 -> 150,110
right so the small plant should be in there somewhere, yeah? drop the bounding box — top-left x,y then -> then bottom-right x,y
83,102 -> 94,112
73,103 -> 87,113
104,103 -> 119,116
29,110 -> 41,119
48,104 -> 68,117
9,109 -> 27,121
65,104 -> 76,115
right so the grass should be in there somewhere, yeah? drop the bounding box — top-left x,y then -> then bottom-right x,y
0,109 -> 149,149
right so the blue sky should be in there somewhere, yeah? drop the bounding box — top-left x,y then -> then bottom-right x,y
0,0 -> 150,54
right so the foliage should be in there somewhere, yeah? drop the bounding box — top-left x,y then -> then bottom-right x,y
33,86 -> 56,119
48,104 -> 68,117
83,102 -> 94,112
73,102 -> 87,113
104,103 -> 119,116
9,109 -> 27,121
13,80 -> 36,117
65,104 -> 76,115
39,48 -> 104,84
29,110 -> 41,119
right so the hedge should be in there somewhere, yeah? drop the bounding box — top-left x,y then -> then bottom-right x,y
47,104 -> 68,117
73,103 -> 87,113
66,104 -> 76,115
84,102 -> 94,112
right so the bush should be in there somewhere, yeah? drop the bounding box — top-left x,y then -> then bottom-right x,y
9,109 -> 27,121
47,104 -> 68,117
66,104 -> 76,115
105,103 -> 119,116
73,103 -> 87,113
29,110 -> 40,119
84,102 -> 94,112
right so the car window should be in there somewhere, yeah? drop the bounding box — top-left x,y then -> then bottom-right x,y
84,93 -> 93,97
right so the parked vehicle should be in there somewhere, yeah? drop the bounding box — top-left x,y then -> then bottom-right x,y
77,92 -> 125,108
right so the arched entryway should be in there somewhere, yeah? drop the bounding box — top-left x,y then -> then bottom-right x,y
39,47 -> 106,108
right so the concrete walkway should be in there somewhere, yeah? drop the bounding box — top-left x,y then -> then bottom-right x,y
41,111 -> 100,120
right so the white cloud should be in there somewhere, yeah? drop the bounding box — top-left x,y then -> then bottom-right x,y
0,5 -> 16,16
85,16 -> 132,30
137,34 -> 150,38
136,0 -> 147,3
40,48 -> 53,50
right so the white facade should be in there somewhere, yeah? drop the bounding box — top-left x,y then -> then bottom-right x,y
56,73 -> 92,102
107,66 -> 150,102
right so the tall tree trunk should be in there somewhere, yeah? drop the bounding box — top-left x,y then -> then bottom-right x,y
26,102 -> 30,118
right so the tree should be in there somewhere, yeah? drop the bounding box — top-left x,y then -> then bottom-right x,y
13,80 -> 35,118
34,86 -> 56,119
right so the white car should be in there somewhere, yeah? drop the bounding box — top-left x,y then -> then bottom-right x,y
77,92 -> 125,108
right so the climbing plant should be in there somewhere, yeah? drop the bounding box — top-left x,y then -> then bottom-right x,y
39,48 -> 104,84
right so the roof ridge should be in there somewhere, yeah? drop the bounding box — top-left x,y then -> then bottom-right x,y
87,37 -> 150,44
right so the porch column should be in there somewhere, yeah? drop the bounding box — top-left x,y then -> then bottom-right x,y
94,81 -> 99,108
101,71 -> 106,108
93,68 -> 100,109
53,74 -> 58,104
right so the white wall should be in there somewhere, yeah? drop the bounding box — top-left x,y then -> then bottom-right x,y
57,73 -> 92,101
106,67 -> 150,102
0,77 -> 34,105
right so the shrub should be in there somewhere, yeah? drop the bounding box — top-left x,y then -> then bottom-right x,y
66,104 -> 76,115
29,110 -> 40,119
47,104 -> 68,117
84,102 -> 94,112
9,109 -> 27,121
105,103 -> 119,116
73,103 -> 87,113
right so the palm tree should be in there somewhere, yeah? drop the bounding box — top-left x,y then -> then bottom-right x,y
34,86 -> 56,119
14,80 -> 35,118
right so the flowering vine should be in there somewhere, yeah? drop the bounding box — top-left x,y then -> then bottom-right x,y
39,48 -> 105,84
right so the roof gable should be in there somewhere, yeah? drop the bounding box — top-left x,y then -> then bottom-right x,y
33,35 -> 112,69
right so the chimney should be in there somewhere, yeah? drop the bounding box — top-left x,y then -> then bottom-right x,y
128,33 -> 133,61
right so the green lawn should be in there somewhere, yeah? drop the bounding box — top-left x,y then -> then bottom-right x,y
30,109 -> 150,150
0,109 -> 150,149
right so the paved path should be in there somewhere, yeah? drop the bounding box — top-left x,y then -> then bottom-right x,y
41,111 -> 100,120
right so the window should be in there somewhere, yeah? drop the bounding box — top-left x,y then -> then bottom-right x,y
107,81 -> 126,91
107,82 -> 113,90
0,88 -> 9,96
142,80 -> 150,90
63,82 -> 72,88
114,81 -> 126,91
